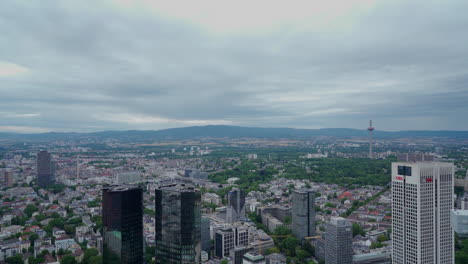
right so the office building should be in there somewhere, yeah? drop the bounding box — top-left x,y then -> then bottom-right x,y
265,253 -> 286,264
102,185 -> 143,264
451,210 -> 468,237
114,171 -> 141,185
37,151 -> 55,188
201,217 -> 211,254
234,226 -> 249,247
227,188 -> 246,223
250,229 -> 274,253
392,162 -> 454,264
184,169 -> 209,180
4,170 -> 13,187
155,182 -> 201,264
291,189 -> 315,239
313,238 -> 325,262
215,226 -> 249,258
459,192 -> 468,210
325,217 -> 353,264
258,205 -> 291,232
352,251 -> 391,264
247,154 -> 258,160
201,251 -> 209,262
230,246 -> 253,264
215,228 -> 235,258
243,252 -> 265,264
397,153 -> 434,162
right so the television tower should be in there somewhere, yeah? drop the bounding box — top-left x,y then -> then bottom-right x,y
367,120 -> 375,158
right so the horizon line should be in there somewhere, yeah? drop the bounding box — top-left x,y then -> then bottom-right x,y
1,124 -> 468,135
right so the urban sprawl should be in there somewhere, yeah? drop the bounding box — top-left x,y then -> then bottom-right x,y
1,133 -> 468,264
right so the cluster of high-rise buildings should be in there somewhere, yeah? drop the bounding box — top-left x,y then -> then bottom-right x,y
102,182 -> 202,264
33,150 -> 457,263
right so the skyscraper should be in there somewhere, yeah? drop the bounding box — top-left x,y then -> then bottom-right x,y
227,188 -> 246,223
201,216 -> 211,255
4,170 -> 13,187
155,182 -> 201,264
324,217 -> 353,264
291,189 -> 315,240
230,246 -> 253,264
36,150 -> 55,188
392,162 -> 454,264
102,185 -> 143,264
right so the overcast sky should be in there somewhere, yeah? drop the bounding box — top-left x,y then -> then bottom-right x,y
1,0 -> 467,133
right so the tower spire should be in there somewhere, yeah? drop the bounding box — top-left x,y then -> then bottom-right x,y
367,120 -> 375,158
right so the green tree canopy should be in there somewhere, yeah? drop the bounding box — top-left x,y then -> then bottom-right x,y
60,255 -> 77,264
352,223 -> 365,237
24,204 -> 38,217
6,255 -> 24,264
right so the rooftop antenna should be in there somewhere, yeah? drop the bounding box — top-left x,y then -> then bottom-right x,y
368,120 -> 375,158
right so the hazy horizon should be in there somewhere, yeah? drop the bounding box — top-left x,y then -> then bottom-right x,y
1,0 -> 468,133
2,124 -> 468,135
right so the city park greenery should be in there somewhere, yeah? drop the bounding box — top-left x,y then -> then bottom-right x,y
209,157 -> 393,190
247,212 -> 315,263
282,158 -> 392,186
208,161 -> 278,192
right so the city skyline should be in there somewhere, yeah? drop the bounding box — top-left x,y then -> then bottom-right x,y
1,0 -> 467,263
1,1 -> 468,133
1,133 -> 466,263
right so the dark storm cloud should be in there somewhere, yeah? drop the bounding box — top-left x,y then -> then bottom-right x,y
1,0 -> 468,132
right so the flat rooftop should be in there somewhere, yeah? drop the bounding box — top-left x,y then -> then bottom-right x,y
156,182 -> 199,192
103,184 -> 142,192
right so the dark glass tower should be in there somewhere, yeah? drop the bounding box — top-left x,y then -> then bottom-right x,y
155,182 -> 201,264
103,185 -> 143,264
201,216 -> 211,254
226,188 -> 246,223
37,150 -> 55,188
292,189 -> 315,240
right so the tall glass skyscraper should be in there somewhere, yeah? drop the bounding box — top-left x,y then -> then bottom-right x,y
155,182 -> 201,264
201,216 -> 211,255
291,189 -> 315,240
103,185 -> 143,264
227,188 -> 246,223
392,162 -> 454,264
37,150 -> 55,188
324,217 -> 353,264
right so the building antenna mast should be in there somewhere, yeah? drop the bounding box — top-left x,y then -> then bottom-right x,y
368,120 -> 375,158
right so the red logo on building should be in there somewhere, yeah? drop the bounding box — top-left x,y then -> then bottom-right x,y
426,178 -> 433,182
396,176 -> 404,181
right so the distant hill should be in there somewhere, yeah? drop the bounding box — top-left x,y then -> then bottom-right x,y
1,125 -> 468,142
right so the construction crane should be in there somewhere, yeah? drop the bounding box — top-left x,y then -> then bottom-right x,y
304,236 -> 321,240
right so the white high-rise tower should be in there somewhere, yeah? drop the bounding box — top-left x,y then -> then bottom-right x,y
392,161 -> 454,264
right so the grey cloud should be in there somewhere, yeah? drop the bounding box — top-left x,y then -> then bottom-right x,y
1,0 -> 468,132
